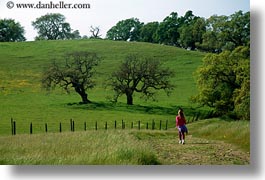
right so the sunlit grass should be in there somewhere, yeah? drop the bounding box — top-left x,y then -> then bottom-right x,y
0,130 -> 160,165
0,118 -> 249,165
187,118 -> 250,152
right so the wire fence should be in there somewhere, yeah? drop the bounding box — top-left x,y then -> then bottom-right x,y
10,119 -> 170,135
7,110 -> 214,135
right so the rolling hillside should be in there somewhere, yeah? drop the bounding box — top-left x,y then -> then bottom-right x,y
0,39 -> 250,165
0,39 -> 206,135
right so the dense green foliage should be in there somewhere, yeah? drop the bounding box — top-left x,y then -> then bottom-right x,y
192,46 -> 250,119
106,18 -> 143,41
198,11 -> 250,52
0,19 -> 26,42
32,13 -> 81,40
139,22 -> 159,43
107,10 -> 249,53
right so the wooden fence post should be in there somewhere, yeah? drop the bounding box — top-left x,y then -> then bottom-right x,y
152,120 -> 155,130
159,120 -> 162,130
95,121 -> 98,131
138,120 -> 140,130
13,121 -> 16,135
72,120 -> 75,132
114,120 -> 117,129
30,122 -> 33,134
45,123 -> 48,133
59,122 -> 62,133
84,122 -> 87,131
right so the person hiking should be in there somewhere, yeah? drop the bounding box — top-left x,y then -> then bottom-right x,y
176,108 -> 188,144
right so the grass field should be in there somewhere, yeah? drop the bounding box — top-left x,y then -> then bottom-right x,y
0,39 -> 208,135
0,39 -> 250,165
0,118 -> 249,165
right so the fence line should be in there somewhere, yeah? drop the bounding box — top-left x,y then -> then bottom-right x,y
10,118 -> 170,135
9,111 -> 212,135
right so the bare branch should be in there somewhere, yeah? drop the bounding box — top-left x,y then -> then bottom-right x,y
89,26 -> 102,39
109,54 -> 174,105
42,51 -> 101,103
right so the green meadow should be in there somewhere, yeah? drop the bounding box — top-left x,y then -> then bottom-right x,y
0,39 -> 250,165
0,119 -> 250,165
0,39 -> 207,135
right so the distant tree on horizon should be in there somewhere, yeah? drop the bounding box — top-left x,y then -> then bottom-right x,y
197,11 -> 250,52
70,30 -> 81,40
106,10 -> 249,53
0,18 -> 26,42
32,13 -> 80,40
139,22 -> 159,43
89,26 -> 102,39
106,18 -> 143,41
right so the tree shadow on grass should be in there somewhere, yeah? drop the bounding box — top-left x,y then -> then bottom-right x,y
66,101 -> 209,117
67,101 -> 176,115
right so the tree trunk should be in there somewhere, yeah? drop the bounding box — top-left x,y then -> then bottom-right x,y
74,86 -> 91,104
80,92 -> 91,104
126,92 -> 133,105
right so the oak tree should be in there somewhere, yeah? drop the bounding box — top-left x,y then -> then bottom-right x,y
192,46 -> 250,119
89,26 -> 102,39
32,13 -> 73,40
106,18 -> 143,41
0,19 -> 26,42
42,52 -> 101,104
109,54 -> 174,105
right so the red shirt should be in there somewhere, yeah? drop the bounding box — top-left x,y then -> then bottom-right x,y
176,115 -> 186,127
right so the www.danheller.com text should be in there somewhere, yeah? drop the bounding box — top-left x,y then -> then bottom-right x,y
9,1 -> 91,9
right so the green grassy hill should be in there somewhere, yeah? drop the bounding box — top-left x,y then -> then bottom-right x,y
0,39 -> 250,165
0,39 -> 207,135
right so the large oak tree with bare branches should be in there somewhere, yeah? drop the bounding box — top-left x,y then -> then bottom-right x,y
109,54 -> 174,105
42,52 -> 100,104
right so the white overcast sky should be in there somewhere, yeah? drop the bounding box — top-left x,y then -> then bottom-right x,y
0,0 -> 249,41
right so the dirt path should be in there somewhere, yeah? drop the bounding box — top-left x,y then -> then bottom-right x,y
147,135 -> 250,165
